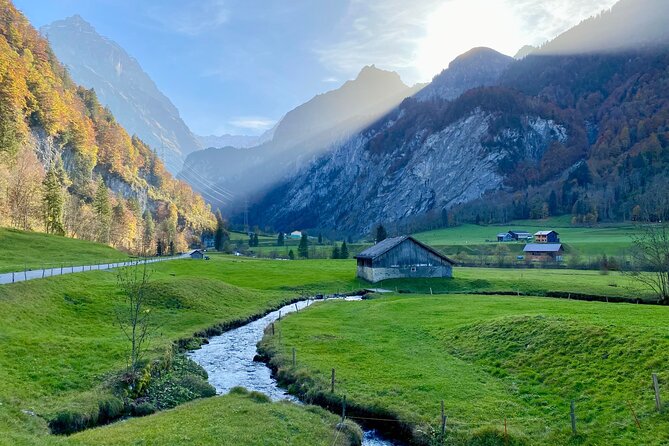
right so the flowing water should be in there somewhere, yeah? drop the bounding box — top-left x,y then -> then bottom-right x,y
188,297 -> 396,446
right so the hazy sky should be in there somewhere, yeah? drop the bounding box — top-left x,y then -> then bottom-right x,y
14,0 -> 617,136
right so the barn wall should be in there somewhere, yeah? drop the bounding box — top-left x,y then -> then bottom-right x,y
356,239 -> 453,283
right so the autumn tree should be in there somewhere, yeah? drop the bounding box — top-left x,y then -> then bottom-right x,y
7,148 -> 44,230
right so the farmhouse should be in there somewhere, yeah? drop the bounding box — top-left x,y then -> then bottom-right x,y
355,236 -> 455,283
508,230 -> 532,241
534,230 -> 560,243
187,249 -> 205,259
523,243 -> 564,261
497,232 -> 513,242
290,231 -> 302,239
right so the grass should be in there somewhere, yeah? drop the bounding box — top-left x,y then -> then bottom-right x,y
413,216 -> 642,257
262,294 -> 669,445
0,228 -> 129,273
0,255 -> 364,445
66,389 -> 358,446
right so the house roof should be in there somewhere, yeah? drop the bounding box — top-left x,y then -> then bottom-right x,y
534,230 -> 559,236
523,243 -> 563,252
187,249 -> 204,255
497,233 -> 511,237
355,236 -> 456,265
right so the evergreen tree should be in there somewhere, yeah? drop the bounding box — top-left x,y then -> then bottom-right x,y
42,167 -> 64,235
93,178 -> 111,243
277,232 -> 285,246
375,224 -> 387,243
298,233 -> 309,258
214,210 -> 228,251
332,245 -> 340,259
156,238 -> 164,256
142,211 -> 155,255
254,233 -> 260,247
340,241 -> 349,259
318,233 -> 323,244
169,240 -> 175,256
288,249 -> 295,260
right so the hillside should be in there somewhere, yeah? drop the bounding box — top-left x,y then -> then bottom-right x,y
0,1 -> 214,253
181,65 -> 420,209
41,15 -> 202,173
250,0 -> 669,236
0,227 -> 128,273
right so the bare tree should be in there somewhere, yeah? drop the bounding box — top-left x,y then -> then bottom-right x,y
116,261 -> 153,378
628,222 -> 669,304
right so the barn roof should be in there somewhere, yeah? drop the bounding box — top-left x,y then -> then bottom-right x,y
534,230 -> 559,236
523,243 -> 563,252
355,236 -> 456,265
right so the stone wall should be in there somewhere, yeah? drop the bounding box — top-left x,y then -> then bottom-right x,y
357,264 -> 452,283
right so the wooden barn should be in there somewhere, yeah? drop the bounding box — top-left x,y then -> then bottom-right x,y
187,249 -> 205,259
355,236 -> 456,283
534,230 -> 560,243
523,243 -> 564,261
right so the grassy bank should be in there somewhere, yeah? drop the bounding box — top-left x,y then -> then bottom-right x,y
261,294 -> 669,445
0,228 -> 129,273
0,255 -> 365,445
66,388 -> 359,446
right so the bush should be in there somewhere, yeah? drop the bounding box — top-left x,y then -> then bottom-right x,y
97,396 -> 125,424
49,410 -> 95,435
130,401 -> 156,417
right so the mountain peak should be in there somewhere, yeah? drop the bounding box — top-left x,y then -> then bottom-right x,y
415,47 -> 513,102
355,64 -> 403,83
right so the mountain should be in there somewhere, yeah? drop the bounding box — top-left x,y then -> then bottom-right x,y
250,0 -> 669,236
415,47 -> 513,102
181,65 -> 419,208
0,2 -> 213,251
41,15 -> 202,173
514,45 -> 537,59
197,134 -> 260,149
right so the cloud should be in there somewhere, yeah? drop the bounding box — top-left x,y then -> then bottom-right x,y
229,116 -> 276,131
314,0 -> 619,84
322,77 -> 339,83
145,0 -> 229,36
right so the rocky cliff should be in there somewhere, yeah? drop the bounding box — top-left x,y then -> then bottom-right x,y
42,15 -> 202,173
252,103 -> 566,235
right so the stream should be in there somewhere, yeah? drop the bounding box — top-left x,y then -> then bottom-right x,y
188,297 -> 396,446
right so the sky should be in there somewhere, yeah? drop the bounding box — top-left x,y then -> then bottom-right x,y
14,0 -> 618,136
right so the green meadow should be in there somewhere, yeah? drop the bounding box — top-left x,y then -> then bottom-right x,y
0,229 -> 661,445
0,228 -> 129,273
413,217 -> 642,258
262,294 -> 669,445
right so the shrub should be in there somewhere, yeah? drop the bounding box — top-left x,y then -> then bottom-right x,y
130,401 -> 156,417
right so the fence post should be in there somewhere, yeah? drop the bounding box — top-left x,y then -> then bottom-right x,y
42,267 -> 45,278
341,395 -> 346,423
271,322 -> 275,336
570,400 -> 577,435
292,347 -> 296,367
653,373 -> 662,411
441,400 -> 446,437
504,417 -> 508,446
61,263 -> 63,275
12,272 -> 15,283
331,368 -> 336,393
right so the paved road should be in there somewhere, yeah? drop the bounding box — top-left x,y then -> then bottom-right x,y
0,255 -> 187,285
